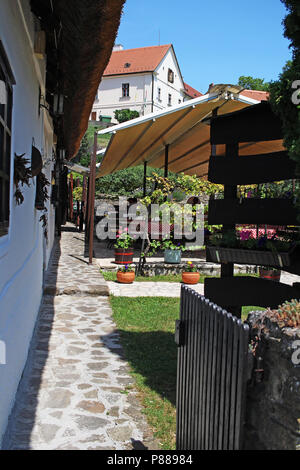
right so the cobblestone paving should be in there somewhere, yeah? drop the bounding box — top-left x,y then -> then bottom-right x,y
3,229 -> 159,450
44,231 -> 109,297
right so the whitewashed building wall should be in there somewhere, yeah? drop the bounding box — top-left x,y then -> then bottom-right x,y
153,47 -> 185,112
0,0 -> 56,442
94,73 -> 153,121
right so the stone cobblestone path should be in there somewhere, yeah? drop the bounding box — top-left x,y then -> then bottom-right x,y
3,228 -> 159,450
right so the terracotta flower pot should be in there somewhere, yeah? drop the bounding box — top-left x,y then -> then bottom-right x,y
117,271 -> 135,284
182,272 -> 200,285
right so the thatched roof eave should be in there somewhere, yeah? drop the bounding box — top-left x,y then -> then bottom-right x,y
31,0 -> 125,159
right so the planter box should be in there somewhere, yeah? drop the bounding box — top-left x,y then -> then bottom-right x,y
206,245 -> 294,268
114,248 -> 133,265
164,249 -> 182,264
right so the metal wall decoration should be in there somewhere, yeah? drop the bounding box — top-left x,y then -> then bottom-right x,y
13,153 -> 32,205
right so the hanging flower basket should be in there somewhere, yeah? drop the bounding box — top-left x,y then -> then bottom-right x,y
206,245 -> 294,268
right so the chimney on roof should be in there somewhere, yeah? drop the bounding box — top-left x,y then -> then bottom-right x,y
113,44 -> 124,52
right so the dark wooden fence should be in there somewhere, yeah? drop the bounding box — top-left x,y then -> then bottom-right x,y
176,286 -> 250,450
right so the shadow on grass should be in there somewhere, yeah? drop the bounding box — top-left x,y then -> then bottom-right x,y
102,330 -> 177,407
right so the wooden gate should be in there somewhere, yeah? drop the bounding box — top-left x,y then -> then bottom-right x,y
176,286 -> 250,450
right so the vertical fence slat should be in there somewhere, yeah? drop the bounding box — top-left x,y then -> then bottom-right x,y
198,295 -> 206,450
194,294 -> 203,450
229,319 -> 239,449
213,307 -> 223,450
218,312 -> 228,449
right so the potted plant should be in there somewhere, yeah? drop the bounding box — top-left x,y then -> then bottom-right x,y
117,264 -> 135,284
182,261 -> 200,285
162,239 -> 185,264
259,266 -> 281,282
114,228 -> 134,265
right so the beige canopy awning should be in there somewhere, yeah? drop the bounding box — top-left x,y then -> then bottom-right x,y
97,85 -> 284,179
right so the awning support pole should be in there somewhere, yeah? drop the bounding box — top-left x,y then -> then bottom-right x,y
164,144 -> 169,178
143,161 -> 147,197
89,132 -> 97,265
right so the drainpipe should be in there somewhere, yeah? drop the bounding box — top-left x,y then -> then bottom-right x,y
151,72 -> 154,113
88,132 -> 97,265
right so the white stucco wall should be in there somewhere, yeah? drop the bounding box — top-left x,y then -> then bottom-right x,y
92,46 -> 185,123
153,47 -> 185,112
93,73 -> 153,123
0,0 -> 55,443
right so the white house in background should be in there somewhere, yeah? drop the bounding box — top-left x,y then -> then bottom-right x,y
91,44 -> 202,123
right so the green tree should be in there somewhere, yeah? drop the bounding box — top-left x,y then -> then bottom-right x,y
75,133 -> 91,167
269,0 -> 300,217
114,109 -> 140,123
238,76 -> 270,91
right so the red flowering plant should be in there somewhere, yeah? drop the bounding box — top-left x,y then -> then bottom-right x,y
114,228 -> 134,250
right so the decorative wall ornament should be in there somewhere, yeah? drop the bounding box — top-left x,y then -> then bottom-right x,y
13,153 -> 32,205
35,172 -> 50,242
31,145 -> 43,176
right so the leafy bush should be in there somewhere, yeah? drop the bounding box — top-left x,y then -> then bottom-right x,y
114,109 -> 140,123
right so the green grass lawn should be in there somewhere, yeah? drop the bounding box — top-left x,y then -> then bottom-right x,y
109,296 -> 265,450
102,271 -> 258,283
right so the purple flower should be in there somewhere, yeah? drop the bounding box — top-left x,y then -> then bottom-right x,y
240,230 -> 252,241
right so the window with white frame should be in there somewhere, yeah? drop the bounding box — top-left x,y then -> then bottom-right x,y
168,94 -> 172,106
0,42 -> 13,238
158,87 -> 161,101
122,83 -> 130,98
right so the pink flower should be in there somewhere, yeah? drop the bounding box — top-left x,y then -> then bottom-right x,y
240,230 -> 253,241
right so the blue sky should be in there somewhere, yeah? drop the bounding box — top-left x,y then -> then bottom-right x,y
116,0 -> 292,93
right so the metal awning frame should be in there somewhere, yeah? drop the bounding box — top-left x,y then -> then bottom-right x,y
96,87 -> 261,178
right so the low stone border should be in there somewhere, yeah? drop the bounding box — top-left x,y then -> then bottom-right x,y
102,262 -> 257,277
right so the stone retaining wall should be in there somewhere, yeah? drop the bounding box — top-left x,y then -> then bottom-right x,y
102,262 -> 257,277
245,312 -> 300,450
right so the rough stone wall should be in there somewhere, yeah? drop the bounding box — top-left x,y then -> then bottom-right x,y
245,312 -> 300,450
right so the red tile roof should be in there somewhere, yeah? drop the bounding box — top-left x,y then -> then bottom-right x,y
240,89 -> 269,102
103,45 -> 172,76
184,82 -> 203,99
